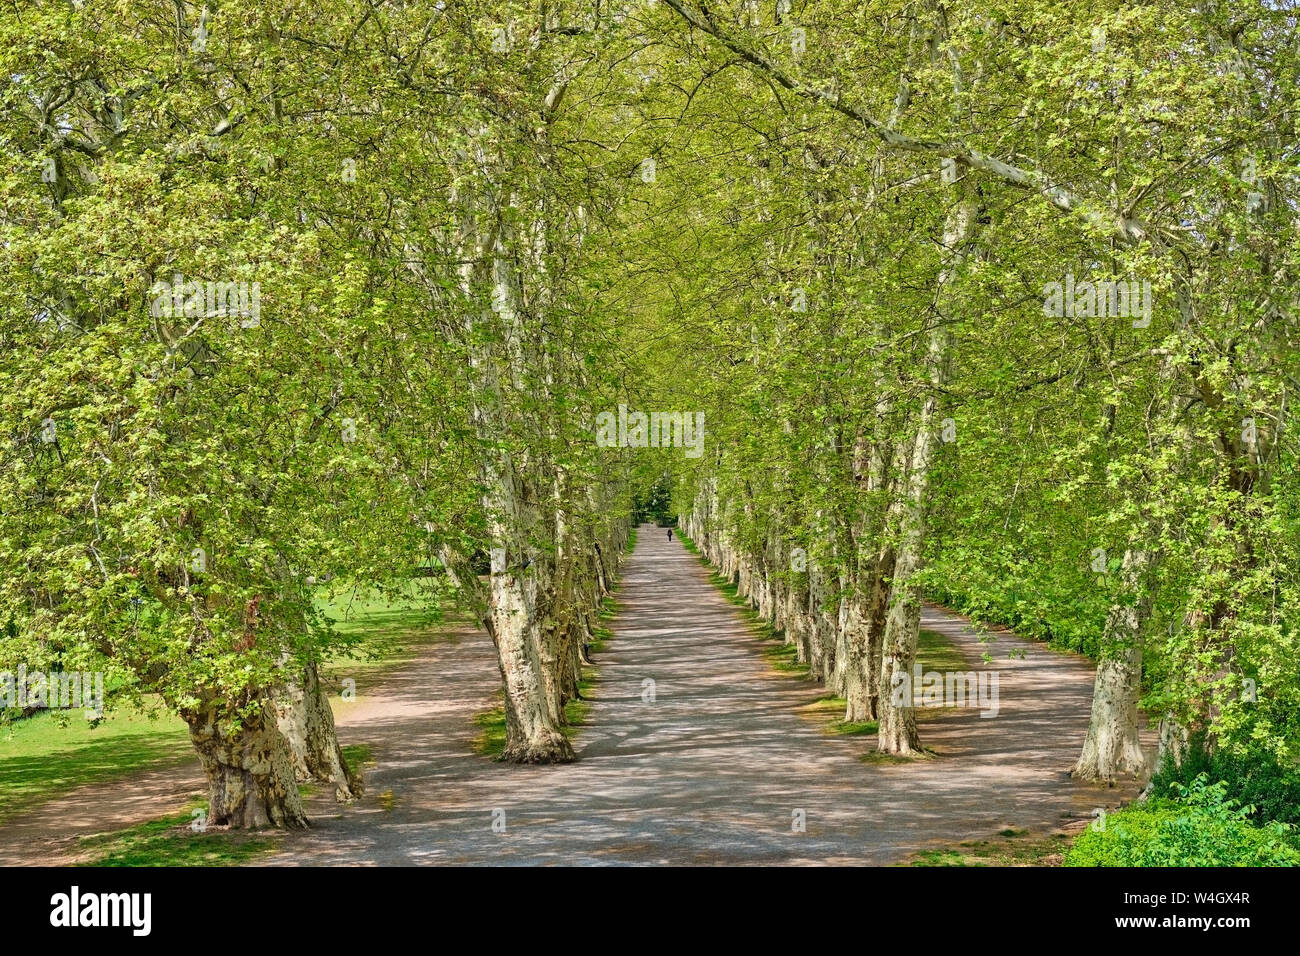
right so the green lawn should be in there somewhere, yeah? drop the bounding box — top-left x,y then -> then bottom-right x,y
0,703 -> 191,824
0,580 -> 451,823
317,577 -> 465,698
75,802 -> 277,867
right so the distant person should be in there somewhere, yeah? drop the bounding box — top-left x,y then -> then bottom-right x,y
667,528 -> 673,542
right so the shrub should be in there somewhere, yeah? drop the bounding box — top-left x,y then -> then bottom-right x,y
1064,775 -> 1300,867
1149,736 -> 1300,827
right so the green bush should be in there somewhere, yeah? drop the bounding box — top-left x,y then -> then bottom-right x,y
1149,738 -> 1300,827
926,548 -> 1109,657
1064,775 -> 1300,867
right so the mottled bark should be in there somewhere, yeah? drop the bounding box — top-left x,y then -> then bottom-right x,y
1154,717 -> 1190,773
876,541 -> 925,755
841,596 -> 874,722
876,199 -> 973,755
808,558 -> 837,683
1073,648 -> 1148,782
1073,549 -> 1150,782
488,548 -> 575,763
184,694 -> 308,829
275,661 -> 361,801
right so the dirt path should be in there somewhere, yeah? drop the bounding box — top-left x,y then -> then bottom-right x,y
0,525 -> 1151,866
264,526 -> 1150,864
0,637 -> 480,866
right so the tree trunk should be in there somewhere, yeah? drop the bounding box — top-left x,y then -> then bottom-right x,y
828,579 -> 851,697
841,429 -> 894,722
1073,648 -> 1148,782
275,661 -> 361,801
453,190 -> 574,764
1072,548 -> 1150,782
876,198 -> 973,755
1154,717 -> 1190,774
488,549 -> 575,763
876,539 -> 925,755
808,557 -> 837,682
184,694 -> 308,829
841,595 -> 875,721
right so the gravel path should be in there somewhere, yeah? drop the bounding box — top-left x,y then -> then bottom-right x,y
0,524 -> 1150,866
265,525 -> 1150,864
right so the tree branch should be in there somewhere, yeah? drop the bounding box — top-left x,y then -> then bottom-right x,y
660,0 -> 1157,246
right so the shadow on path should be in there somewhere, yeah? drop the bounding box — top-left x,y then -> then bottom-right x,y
260,524 -> 1151,865
0,524 -> 1149,865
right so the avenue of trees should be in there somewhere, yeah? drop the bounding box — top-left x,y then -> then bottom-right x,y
2,0 -> 1298,827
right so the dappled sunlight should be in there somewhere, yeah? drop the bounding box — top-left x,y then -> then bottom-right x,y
262,524 -> 1130,865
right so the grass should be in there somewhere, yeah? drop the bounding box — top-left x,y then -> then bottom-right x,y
472,695 -> 509,757
761,637 -> 810,675
831,719 -> 878,736
0,703 -> 191,825
565,690 -> 592,729
918,628 -> 969,673
342,742 -> 373,768
904,829 -> 1074,866
801,696 -> 879,736
0,581 -> 447,825
858,750 -> 920,765
75,801 -> 277,867
318,578 -> 466,698
592,593 -> 618,654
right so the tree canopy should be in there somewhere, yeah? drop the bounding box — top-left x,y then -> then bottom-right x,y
2,0 -> 1298,824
